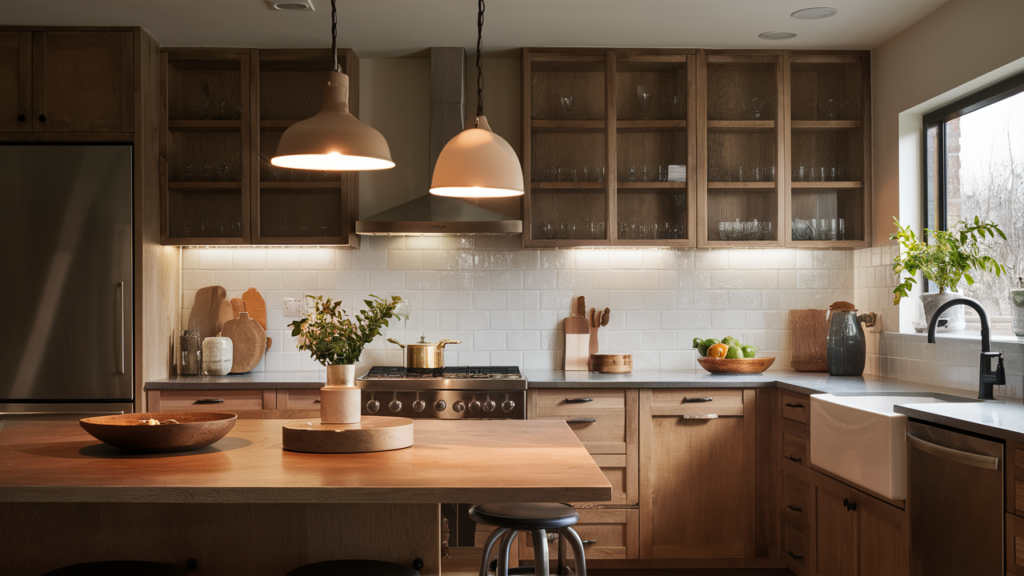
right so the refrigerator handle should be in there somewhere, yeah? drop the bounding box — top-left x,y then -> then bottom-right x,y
907,432 -> 1000,470
118,281 -> 125,375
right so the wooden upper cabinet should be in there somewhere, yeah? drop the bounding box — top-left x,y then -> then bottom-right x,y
522,48 -> 696,248
697,51 -> 786,247
32,31 -> 133,133
0,32 -> 32,132
639,389 -> 756,561
786,52 -> 871,248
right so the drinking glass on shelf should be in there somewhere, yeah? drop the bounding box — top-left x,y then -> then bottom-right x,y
793,166 -> 805,182
571,169 -> 579,183
637,85 -> 655,116
540,223 -> 555,240
827,166 -> 838,182
765,167 -> 775,182
629,166 -> 636,182
594,222 -> 606,239
582,166 -> 590,182
737,166 -> 744,182
742,97 -> 769,120
822,99 -> 850,121
810,167 -> 820,181
596,166 -> 605,182
751,167 -> 763,182
641,165 -> 649,182
560,96 -> 575,119
184,164 -> 194,180
218,164 -> 228,177
837,166 -> 848,181
201,164 -> 211,178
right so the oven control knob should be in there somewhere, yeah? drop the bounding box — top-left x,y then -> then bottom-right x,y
389,399 -> 402,413
483,398 -> 496,413
453,401 -> 466,413
366,398 -> 380,414
434,400 -> 447,412
501,398 -> 516,413
468,399 -> 481,413
413,399 -> 426,412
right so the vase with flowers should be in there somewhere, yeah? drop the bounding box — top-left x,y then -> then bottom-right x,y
290,294 -> 404,423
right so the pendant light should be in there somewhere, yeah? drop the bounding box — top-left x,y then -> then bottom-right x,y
271,0 -> 394,171
430,0 -> 524,198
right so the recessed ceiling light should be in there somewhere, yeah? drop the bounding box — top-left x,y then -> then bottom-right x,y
271,0 -> 313,11
759,31 -> 798,40
791,7 -> 839,20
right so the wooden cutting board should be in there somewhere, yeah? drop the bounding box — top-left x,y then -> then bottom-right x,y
187,286 -> 234,341
564,296 -> 590,371
790,309 -> 829,372
221,312 -> 267,373
241,288 -> 272,349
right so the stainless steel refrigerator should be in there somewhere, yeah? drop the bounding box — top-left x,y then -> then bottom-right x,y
0,144 -> 134,418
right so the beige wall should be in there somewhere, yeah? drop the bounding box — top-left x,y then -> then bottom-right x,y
358,56 -> 522,220
872,0 -> 1024,246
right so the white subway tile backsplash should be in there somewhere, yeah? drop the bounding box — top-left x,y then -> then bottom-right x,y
179,244 -> 902,374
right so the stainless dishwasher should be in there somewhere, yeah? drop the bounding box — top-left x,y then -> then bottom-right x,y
907,421 -> 1003,576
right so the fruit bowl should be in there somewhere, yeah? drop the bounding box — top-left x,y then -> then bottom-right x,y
80,412 -> 237,453
697,356 -> 776,374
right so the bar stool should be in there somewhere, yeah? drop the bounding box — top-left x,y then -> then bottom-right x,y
470,503 -> 587,576
43,561 -> 188,575
286,559 -> 421,576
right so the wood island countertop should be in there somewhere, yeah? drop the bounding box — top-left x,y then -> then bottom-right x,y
0,419 -> 611,505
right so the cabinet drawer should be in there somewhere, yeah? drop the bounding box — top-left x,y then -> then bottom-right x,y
783,522 -> 810,576
277,389 -> 322,411
783,419 -> 810,467
572,454 -> 635,507
521,508 -> 638,562
782,391 -> 809,423
648,389 -> 745,417
782,463 -> 812,534
1008,514 -> 1024,575
532,389 -> 627,454
1007,442 -> 1024,515
153,389 -> 267,412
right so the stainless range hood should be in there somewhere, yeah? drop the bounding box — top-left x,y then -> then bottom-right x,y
356,47 -> 523,236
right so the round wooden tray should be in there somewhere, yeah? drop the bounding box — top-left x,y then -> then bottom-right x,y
697,356 -> 776,374
282,416 -> 414,454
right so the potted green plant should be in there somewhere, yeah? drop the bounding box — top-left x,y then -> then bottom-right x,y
290,294 -> 404,386
891,216 -> 1007,331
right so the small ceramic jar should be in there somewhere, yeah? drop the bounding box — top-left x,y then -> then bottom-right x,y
202,336 -> 233,376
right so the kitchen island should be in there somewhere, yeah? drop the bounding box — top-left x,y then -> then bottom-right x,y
0,419 -> 609,576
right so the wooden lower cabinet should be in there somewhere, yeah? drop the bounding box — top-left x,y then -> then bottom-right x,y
639,388 -> 757,562
146,388 -> 320,418
814,471 -> 908,576
520,508 -> 640,568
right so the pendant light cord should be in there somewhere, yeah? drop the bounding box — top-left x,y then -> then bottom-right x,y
476,0 -> 484,119
331,0 -> 339,72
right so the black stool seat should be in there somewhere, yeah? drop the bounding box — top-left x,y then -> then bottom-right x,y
43,561 -> 187,576
286,559 -> 420,576
469,503 -> 580,530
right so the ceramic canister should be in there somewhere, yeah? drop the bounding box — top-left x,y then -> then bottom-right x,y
202,336 -> 233,376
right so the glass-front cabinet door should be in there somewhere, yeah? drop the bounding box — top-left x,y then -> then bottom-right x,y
614,52 -> 696,247
698,51 -> 786,247
524,50 -> 610,247
786,52 -> 870,247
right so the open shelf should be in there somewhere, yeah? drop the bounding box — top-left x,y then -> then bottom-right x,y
531,182 -> 606,189
168,181 -> 242,190
530,120 -> 604,132
169,120 -> 242,131
618,181 -> 686,189
792,120 -> 862,131
708,182 -> 776,189
791,181 -> 863,189
707,120 -> 775,132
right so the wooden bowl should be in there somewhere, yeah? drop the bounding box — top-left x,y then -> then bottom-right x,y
697,356 -> 776,374
80,412 -> 237,453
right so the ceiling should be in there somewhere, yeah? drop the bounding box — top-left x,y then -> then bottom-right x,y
2,0 -> 949,57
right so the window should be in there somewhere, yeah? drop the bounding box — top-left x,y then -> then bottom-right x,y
924,72 -> 1024,315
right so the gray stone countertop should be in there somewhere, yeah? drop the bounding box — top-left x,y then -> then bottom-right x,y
146,374 -> 324,390
148,369 -> 1024,443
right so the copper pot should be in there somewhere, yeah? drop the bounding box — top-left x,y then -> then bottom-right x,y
387,336 -> 461,370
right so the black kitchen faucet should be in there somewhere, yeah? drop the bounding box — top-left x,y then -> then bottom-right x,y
927,297 -> 1005,400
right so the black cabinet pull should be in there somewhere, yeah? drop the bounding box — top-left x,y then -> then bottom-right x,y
683,396 -> 713,403
564,398 -> 593,404
412,558 -> 424,570
787,504 -> 802,513
193,398 -> 225,404
785,403 -> 804,408
786,455 -> 803,463
582,540 -> 597,545
843,498 -> 857,512
788,551 -> 803,561
17,114 -> 26,122
566,418 -> 596,424
314,399 -> 321,403
186,558 -> 198,571
38,114 -> 46,123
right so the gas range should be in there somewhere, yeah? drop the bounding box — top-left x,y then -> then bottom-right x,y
355,366 -> 526,419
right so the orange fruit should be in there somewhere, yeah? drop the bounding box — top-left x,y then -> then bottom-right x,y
707,343 -> 729,359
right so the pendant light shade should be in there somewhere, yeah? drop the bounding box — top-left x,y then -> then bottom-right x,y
270,0 -> 394,172
429,0 -> 524,198
430,116 -> 524,198
271,71 -> 394,171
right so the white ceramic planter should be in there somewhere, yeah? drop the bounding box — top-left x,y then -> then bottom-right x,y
920,292 -> 966,332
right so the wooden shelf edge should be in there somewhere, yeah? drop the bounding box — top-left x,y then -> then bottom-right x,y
791,120 -> 862,130
167,181 -> 242,190
617,182 -> 687,189
708,120 -> 776,131
707,182 -> 776,189
168,120 -> 242,131
617,120 -> 687,131
259,181 -> 345,188
530,120 -> 605,131
790,180 -> 864,187
531,182 -> 606,189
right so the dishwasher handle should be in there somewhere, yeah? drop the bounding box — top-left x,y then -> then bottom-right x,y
907,432 -> 1000,470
